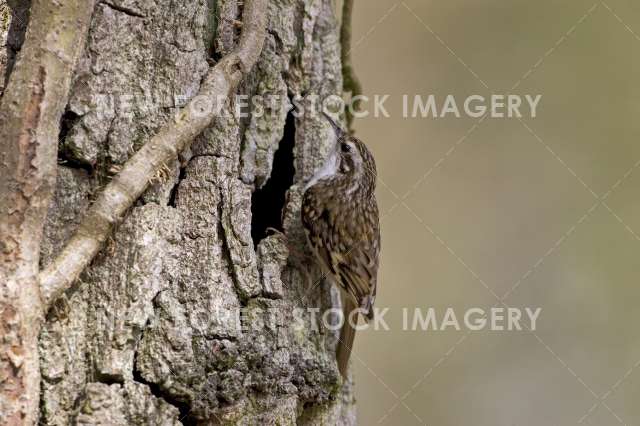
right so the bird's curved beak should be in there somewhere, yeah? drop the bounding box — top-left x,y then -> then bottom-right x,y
322,110 -> 346,141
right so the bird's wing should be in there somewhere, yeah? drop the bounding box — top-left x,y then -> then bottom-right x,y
301,194 -> 333,274
332,225 -> 379,320
302,189 -> 380,319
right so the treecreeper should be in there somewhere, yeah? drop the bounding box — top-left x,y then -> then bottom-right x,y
301,113 -> 381,378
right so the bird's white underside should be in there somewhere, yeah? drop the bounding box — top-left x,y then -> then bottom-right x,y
304,150 -> 339,191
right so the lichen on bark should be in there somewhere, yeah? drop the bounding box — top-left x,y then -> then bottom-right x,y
31,0 -> 356,424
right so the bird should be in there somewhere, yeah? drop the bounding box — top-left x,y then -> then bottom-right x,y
301,112 -> 380,379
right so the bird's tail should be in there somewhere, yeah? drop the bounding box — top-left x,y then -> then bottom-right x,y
337,297 -> 358,379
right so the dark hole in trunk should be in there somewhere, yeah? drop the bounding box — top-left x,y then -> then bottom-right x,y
59,109 -> 80,143
250,111 -> 296,246
57,109 -> 93,173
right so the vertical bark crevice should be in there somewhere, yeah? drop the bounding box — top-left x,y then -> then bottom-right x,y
100,1 -> 146,19
167,165 -> 187,208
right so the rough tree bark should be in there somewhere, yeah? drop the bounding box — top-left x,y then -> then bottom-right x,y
1,0 -> 355,424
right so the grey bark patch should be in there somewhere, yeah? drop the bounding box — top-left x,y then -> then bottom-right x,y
75,382 -> 181,425
221,179 -> 261,299
258,234 -> 289,298
40,166 -> 93,266
87,204 -> 182,383
64,0 -> 211,167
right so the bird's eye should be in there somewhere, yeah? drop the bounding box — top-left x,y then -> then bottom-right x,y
341,142 -> 351,153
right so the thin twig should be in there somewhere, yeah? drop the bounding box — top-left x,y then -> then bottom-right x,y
340,0 -> 363,133
39,0 -> 268,310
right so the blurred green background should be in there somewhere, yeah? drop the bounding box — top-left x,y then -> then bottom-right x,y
346,1 -> 640,424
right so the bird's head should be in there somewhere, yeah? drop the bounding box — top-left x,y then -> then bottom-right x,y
305,112 -> 377,198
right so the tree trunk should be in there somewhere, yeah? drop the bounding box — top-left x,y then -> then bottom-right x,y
2,0 -> 355,424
